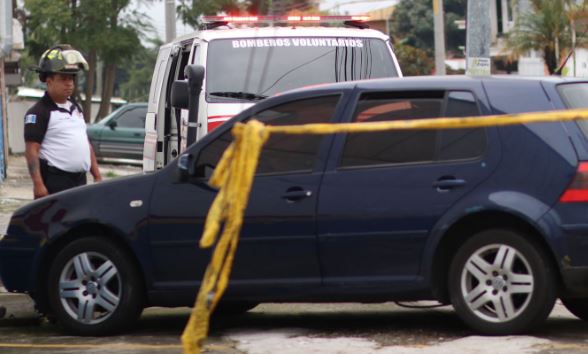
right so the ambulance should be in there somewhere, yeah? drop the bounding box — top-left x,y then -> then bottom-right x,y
143,15 -> 403,171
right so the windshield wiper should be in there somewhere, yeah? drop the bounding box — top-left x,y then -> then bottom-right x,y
208,91 -> 268,101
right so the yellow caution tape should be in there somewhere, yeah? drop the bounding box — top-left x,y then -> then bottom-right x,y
182,107 -> 588,354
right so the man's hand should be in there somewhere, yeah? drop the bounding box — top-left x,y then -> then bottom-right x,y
33,181 -> 49,199
25,142 -> 48,198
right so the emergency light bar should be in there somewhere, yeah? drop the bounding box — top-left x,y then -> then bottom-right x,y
202,15 -> 371,23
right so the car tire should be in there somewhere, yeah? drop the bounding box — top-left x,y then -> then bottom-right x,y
47,237 -> 144,336
448,229 -> 556,334
561,298 -> 588,321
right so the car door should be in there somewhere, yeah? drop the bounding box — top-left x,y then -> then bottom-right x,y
317,89 -> 500,289
147,94 -> 344,298
99,105 -> 146,159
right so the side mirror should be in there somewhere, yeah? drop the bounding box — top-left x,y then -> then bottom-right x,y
107,120 -> 117,130
177,153 -> 193,182
185,65 -> 205,146
171,80 -> 189,109
177,152 -> 215,183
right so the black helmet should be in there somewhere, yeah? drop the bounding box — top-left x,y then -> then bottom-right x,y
35,44 -> 89,82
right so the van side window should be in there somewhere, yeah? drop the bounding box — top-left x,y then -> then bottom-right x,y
197,95 -> 341,175
339,91 -> 484,168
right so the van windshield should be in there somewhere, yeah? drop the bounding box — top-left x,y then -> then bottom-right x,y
206,37 -> 398,101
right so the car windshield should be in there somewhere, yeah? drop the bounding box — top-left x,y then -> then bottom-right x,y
558,83 -> 588,139
206,37 -> 398,100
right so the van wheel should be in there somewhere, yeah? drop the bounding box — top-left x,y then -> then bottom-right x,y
47,237 -> 144,336
561,298 -> 588,321
448,229 -> 556,334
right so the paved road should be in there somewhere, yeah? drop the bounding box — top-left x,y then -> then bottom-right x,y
1,299 -> 588,354
2,155 -> 588,353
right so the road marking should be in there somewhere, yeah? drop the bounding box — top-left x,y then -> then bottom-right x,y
0,343 -> 232,351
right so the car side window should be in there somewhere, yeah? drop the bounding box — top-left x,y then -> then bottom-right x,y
339,92 -> 443,168
197,95 -> 341,175
438,91 -> 486,161
116,107 -> 147,128
339,91 -> 484,168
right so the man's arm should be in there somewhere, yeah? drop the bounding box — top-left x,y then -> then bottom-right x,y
89,144 -> 102,182
25,142 -> 48,199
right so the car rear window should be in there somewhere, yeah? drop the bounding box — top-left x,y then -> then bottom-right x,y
558,83 -> 588,138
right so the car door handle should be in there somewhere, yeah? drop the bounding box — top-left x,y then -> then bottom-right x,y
282,187 -> 312,202
133,133 -> 141,137
433,178 -> 467,191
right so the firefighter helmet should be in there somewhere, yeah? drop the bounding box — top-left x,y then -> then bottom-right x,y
35,45 -> 89,82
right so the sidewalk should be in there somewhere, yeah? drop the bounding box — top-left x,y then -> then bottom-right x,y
0,155 -> 142,319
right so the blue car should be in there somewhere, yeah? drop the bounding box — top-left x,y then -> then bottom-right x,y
2,75 -> 588,336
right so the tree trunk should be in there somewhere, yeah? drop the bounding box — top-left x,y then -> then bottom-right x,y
544,47 -> 557,75
83,48 -> 96,123
572,18 -> 577,77
97,63 -> 116,120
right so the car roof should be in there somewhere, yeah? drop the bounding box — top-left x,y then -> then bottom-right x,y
281,75 -> 588,96
170,26 -> 389,43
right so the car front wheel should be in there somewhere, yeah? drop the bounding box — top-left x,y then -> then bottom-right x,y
47,237 -> 144,336
448,229 -> 556,334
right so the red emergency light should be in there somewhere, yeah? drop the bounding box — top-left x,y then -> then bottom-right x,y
202,15 -> 371,24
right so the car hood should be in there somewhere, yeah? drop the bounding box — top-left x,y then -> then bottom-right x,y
7,173 -> 156,242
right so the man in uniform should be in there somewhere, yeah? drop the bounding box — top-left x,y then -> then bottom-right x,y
24,45 -> 102,199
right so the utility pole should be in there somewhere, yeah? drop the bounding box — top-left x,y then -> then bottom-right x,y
165,0 -> 176,43
433,0 -> 446,75
0,0 -> 13,181
466,0 -> 491,76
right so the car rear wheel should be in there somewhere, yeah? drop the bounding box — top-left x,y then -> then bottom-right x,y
561,298 -> 588,321
47,237 -> 144,335
448,229 -> 556,334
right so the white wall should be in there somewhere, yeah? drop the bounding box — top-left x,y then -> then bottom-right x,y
565,49 -> 588,77
7,96 -> 103,154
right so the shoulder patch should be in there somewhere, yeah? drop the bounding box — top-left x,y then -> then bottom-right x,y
24,114 -> 37,124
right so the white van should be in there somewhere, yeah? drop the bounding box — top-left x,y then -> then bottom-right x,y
143,15 -> 403,171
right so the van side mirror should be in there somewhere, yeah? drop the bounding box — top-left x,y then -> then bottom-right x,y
171,80 -> 189,109
107,120 -> 117,130
185,65 -> 205,146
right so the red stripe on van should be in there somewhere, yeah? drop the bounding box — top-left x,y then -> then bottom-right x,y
207,115 -> 233,132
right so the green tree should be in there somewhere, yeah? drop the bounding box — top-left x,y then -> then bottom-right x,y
22,0 -> 150,121
394,44 -> 434,75
118,40 -> 161,102
177,0 -> 317,26
390,0 -> 466,57
506,0 -> 577,74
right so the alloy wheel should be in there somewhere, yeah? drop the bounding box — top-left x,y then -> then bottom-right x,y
460,244 -> 534,323
58,252 -> 121,325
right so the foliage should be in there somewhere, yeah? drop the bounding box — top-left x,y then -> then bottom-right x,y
391,0 -> 466,57
118,39 -> 161,102
22,0 -> 152,120
505,0 -> 585,74
394,44 -> 434,76
177,0 -> 317,27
